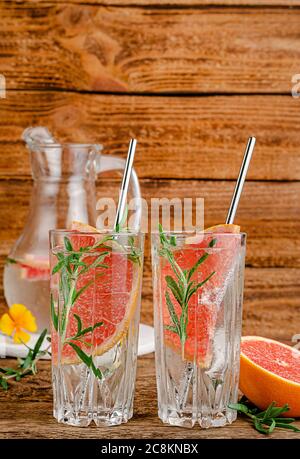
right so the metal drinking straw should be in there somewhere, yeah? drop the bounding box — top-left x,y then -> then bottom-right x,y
114,138 -> 137,230
226,137 -> 256,224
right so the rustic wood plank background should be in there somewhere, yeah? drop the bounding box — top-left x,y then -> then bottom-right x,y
0,0 -> 299,439
1,5 -> 300,93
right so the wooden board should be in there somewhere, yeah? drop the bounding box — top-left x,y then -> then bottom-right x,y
1,177 -> 299,340
1,179 -> 299,267
0,93 -> 300,181
1,177 -> 300,342
0,355 -> 299,439
1,6 -> 300,93
0,258 -> 299,341
34,1 -> 300,5
0,0 -> 299,442
142,266 -> 300,340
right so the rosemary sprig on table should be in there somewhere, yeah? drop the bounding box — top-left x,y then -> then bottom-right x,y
229,399 -> 300,435
51,233 -> 141,379
158,224 -> 216,357
0,329 -> 50,390
115,206 -> 141,265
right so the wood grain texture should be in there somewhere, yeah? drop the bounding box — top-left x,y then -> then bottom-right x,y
142,265 -> 300,340
0,355 -> 298,439
0,92 -> 300,181
1,5 -> 300,93
0,177 -> 300,341
1,179 -> 299,267
32,1 -> 300,6
0,262 -> 299,341
1,177 -> 299,340
0,0 -> 299,441
242,268 -> 300,340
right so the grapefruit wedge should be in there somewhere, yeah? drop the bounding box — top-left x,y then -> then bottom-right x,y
51,223 -> 142,365
162,224 -> 242,367
240,336 -> 300,417
14,255 -> 50,281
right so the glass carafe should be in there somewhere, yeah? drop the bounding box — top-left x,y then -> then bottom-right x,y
4,130 -> 141,332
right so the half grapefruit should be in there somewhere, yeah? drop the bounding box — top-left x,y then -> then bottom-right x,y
240,336 -> 300,417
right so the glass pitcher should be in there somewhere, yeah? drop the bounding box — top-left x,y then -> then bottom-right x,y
3,127 -> 141,332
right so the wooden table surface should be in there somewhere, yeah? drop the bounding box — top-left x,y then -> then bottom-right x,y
0,353 -> 299,439
1,0 -> 300,441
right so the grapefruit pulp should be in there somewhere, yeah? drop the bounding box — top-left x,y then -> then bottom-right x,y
240,336 -> 300,417
51,223 -> 141,364
16,255 -> 50,281
162,224 -> 242,366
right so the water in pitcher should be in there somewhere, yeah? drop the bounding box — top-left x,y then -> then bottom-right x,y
3,127 -> 141,333
50,230 -> 144,426
4,256 -> 50,330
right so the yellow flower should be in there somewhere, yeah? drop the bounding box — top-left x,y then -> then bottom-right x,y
0,304 -> 37,344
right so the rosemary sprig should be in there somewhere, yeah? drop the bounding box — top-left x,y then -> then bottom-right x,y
5,257 -> 17,265
128,235 -> 141,265
66,314 -> 103,343
114,204 -> 142,265
0,329 -> 50,390
229,399 -> 300,435
65,315 -> 104,379
51,237 -> 109,379
115,205 -> 129,233
158,224 -> 216,357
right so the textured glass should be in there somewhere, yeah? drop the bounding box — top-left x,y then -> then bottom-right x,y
152,232 -> 246,428
50,230 -> 144,427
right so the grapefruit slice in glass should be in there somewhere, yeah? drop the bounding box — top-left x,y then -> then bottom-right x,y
16,255 -> 50,281
162,224 -> 241,367
51,224 -> 142,365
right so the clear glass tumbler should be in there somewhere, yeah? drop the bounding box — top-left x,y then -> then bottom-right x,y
152,229 -> 246,428
50,229 -> 144,427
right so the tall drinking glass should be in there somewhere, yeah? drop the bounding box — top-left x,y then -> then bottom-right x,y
50,229 -> 144,427
152,229 -> 246,428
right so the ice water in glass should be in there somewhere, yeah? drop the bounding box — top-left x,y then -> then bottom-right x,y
152,230 -> 246,428
50,230 -> 144,427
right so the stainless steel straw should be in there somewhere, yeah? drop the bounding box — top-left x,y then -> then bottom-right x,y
114,138 -> 137,230
226,136 -> 256,224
